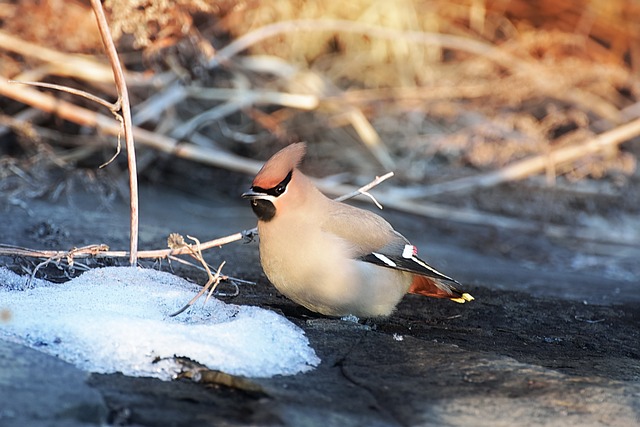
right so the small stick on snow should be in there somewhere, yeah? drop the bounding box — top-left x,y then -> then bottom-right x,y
167,234 -> 227,316
169,260 -> 226,317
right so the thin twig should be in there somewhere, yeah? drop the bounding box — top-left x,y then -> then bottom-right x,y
358,191 -> 384,210
0,233 -> 245,260
90,0 -> 139,266
333,172 -> 394,202
203,261 -> 226,308
167,233 -> 227,317
7,81 -> 115,110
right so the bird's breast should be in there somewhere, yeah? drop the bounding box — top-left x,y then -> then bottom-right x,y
256,218 -> 411,317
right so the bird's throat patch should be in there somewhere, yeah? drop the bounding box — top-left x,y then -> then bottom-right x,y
250,199 -> 276,222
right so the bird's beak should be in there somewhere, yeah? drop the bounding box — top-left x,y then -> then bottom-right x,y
241,189 -> 267,200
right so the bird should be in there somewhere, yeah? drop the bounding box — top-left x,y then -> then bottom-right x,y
242,142 -> 473,317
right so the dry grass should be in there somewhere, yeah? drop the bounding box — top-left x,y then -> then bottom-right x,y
1,0 -> 639,199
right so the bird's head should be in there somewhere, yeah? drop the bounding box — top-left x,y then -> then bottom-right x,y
242,142 -> 306,221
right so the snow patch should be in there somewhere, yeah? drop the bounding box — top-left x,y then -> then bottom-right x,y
0,266 -> 320,379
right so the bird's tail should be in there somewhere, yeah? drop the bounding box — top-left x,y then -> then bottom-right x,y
409,275 -> 474,303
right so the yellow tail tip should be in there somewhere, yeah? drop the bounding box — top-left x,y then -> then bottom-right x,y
450,293 -> 474,304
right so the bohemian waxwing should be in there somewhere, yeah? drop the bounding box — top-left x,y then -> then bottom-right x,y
242,142 -> 473,317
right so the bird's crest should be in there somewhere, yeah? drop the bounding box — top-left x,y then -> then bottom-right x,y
253,143 -> 306,189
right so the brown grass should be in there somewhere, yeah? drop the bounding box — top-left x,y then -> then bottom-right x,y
1,0 -> 639,189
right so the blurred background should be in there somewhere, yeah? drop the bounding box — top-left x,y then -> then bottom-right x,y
0,0 -> 639,296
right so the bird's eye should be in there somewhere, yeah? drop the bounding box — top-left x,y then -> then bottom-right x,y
270,170 -> 292,197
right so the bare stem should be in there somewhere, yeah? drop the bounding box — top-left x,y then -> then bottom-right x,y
90,0 -> 139,266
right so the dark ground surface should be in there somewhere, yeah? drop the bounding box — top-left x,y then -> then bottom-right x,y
1,169 -> 639,426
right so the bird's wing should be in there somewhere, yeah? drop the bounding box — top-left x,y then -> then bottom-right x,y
321,200 -> 473,303
320,201 -> 407,254
322,201 -> 452,280
359,243 -> 473,303
358,242 -> 457,283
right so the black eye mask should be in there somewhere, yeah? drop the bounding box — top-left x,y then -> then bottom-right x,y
251,170 -> 293,197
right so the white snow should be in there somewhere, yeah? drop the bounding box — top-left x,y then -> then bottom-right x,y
0,266 -> 320,380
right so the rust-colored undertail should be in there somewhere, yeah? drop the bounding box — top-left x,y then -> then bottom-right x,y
409,275 -> 474,303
